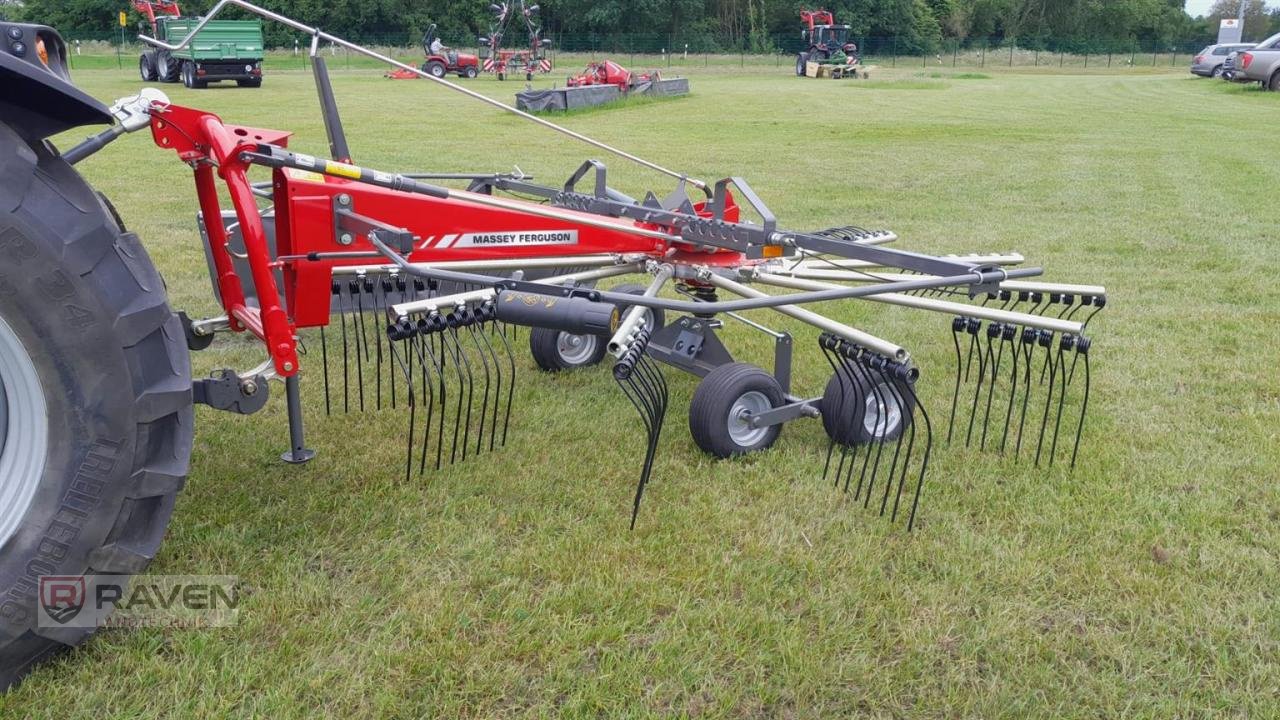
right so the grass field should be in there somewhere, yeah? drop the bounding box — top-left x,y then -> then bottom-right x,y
3,61 -> 1279,718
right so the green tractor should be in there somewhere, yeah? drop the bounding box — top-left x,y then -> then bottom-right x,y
796,9 -> 860,77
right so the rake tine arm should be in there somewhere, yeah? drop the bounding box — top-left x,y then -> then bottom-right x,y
754,273 -> 1085,337
704,272 -> 909,363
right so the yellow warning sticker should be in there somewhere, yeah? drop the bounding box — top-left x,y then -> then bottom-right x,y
324,161 -> 362,179
285,168 -> 325,183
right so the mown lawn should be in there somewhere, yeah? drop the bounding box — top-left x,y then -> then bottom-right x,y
3,58 -> 1279,718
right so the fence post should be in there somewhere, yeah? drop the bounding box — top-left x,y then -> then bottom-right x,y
892,38 -> 896,67
1034,49 -> 1039,66
980,45 -> 985,68
1060,50 -> 1064,67
953,43 -> 957,67
1009,44 -> 1013,67
1152,50 -> 1157,66
1084,52 -> 1088,69
1107,52 -> 1112,68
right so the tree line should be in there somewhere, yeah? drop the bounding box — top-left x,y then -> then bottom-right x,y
7,0 -> 1280,53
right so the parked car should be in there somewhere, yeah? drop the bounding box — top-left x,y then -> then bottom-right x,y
1237,32 -> 1280,90
1190,43 -> 1256,78
1220,50 -> 1245,81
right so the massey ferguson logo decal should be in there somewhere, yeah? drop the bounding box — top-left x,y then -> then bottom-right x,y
39,576 -> 86,624
419,230 -> 578,250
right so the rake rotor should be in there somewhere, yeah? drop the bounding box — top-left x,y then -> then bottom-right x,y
134,0 -> 1109,531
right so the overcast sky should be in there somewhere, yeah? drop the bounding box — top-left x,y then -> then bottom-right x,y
1186,0 -> 1278,17
1185,0 -> 1216,17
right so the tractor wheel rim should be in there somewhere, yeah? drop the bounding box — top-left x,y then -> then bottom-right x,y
862,384 -> 902,438
0,314 -> 48,550
728,391 -> 771,447
556,332 -> 598,365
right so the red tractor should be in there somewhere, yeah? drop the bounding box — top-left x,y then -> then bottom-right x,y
387,24 -> 480,79
566,60 -> 659,90
796,9 -> 859,76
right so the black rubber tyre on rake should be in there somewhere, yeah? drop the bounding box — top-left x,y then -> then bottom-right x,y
0,122 -> 193,689
529,327 -> 608,371
610,283 -> 665,337
820,369 -> 915,446
689,363 -> 785,458
527,283 -> 665,372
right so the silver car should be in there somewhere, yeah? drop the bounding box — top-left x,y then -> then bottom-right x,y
1191,43 -> 1256,78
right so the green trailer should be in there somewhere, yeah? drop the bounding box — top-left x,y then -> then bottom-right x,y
139,17 -> 264,88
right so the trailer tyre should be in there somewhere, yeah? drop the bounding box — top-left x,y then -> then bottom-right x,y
139,52 -> 157,82
689,363 -> 784,458
155,51 -> 179,83
0,123 -> 193,689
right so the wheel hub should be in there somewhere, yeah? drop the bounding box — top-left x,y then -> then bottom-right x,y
556,331 -> 599,365
728,390 -> 772,447
862,384 -> 902,439
0,314 -> 48,549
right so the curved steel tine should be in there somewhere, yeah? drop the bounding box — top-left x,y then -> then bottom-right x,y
1015,333 -> 1037,460
320,323 -> 331,417
351,280 -> 369,412
373,280 -> 386,411
964,324 -> 991,447
852,358 -> 886,504
819,342 -> 843,481
1070,350 -> 1091,469
473,319 -> 504,452
999,327 -> 1022,454
947,319 -> 965,445
1033,338 -> 1060,467
980,325 -> 1007,450
874,365 -> 909,517
900,379 -> 933,531
836,353 -> 865,494
1048,343 -> 1069,466
451,326 -> 475,463
340,283 -> 352,413
466,323 -> 492,456
492,320 -> 517,447
887,380 -> 917,520
411,333 -> 438,476
440,328 -> 466,465
388,331 -> 416,483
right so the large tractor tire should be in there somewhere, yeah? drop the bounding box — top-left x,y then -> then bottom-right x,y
0,122 -> 194,689
155,51 -> 180,83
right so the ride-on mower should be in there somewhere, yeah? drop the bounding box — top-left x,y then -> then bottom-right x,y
385,23 -> 479,80
0,0 -> 1106,688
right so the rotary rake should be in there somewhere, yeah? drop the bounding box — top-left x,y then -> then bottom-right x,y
125,1 -> 1106,532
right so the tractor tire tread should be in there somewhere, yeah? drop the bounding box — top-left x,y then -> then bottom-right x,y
0,124 -> 193,690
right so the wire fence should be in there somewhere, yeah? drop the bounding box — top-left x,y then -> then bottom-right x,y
63,32 -> 1219,74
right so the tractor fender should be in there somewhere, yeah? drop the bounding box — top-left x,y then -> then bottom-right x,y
0,22 -> 112,142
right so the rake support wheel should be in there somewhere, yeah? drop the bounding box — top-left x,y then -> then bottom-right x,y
0,123 -> 194,689
529,326 -> 607,371
689,363 -> 785,458
820,369 -> 915,445
610,283 -> 665,336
